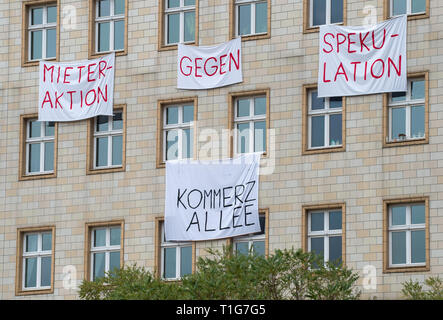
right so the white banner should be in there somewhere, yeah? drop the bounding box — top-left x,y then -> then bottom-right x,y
318,15 -> 407,97
38,53 -> 115,122
177,38 -> 242,90
165,153 -> 261,241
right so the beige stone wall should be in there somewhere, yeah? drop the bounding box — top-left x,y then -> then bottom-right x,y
0,0 -> 442,299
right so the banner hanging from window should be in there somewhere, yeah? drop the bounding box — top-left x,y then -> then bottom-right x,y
165,153 -> 261,241
318,15 -> 407,98
38,53 -> 115,122
177,38 -> 243,90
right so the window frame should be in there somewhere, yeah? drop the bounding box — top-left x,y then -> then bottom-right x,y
385,0 -> 429,21
230,0 -> 271,41
22,0 -> 60,67
303,0 -> 347,33
383,72 -> 429,148
383,197 -> 430,273
158,0 -> 199,51
16,226 -> 55,296
302,84 -> 346,155
89,0 -> 128,58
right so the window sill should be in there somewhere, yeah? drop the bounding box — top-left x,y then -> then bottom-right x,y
89,49 -> 127,59
390,13 -> 429,21
87,166 -> 125,175
16,288 -> 53,296
22,57 -> 57,68
383,265 -> 429,274
303,22 -> 344,35
19,172 -> 56,181
158,42 -> 196,52
383,138 -> 428,148
302,145 -> 345,155
238,33 -> 270,42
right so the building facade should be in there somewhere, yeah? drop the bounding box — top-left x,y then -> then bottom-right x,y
1,0 -> 442,299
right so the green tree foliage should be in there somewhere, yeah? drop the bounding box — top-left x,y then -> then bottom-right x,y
402,276 -> 443,300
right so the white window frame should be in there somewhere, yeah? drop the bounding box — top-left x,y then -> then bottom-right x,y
308,90 -> 343,150
22,231 -> 52,291
95,0 -> 125,53
162,104 -> 194,162
28,4 -> 57,61
390,0 -> 426,17
25,120 -> 55,175
235,0 -> 268,37
234,95 -> 267,155
233,214 -> 266,255
307,210 -> 342,263
164,0 -> 196,45
93,112 -> 123,169
309,0 -> 343,27
388,204 -> 426,268
90,226 -> 121,281
388,78 -> 426,142
160,223 -> 192,280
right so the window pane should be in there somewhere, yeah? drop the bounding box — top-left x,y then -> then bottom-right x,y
392,0 -> 407,16
183,105 -> 194,123
236,242 -> 249,255
258,215 -> 266,235
167,13 -> 180,44
112,112 -> 123,130
391,206 -> 406,226
184,0 -> 195,6
411,0 -> 426,14
411,204 -> 425,225
184,11 -> 195,42
112,135 -> 123,166
168,0 -> 180,8
96,137 -> 108,167
114,0 -> 125,15
411,80 -> 425,100
93,252 -> 106,280
41,256 -> 52,287
31,30 -> 43,60
26,234 -> 38,252
255,2 -> 267,34
329,236 -> 342,265
329,113 -> 342,146
391,91 -> 407,102
110,227 -> 121,246
330,0 -> 343,24
98,0 -> 110,17
93,229 -> 106,247
311,91 -> 325,110
254,121 -> 266,153
237,122 -> 250,154
329,97 -> 342,109
42,233 -> 52,251
391,107 -> 406,140
45,122 -> 55,137
47,6 -> 57,24
329,210 -> 342,230
109,251 -> 120,272
391,231 -> 406,265
96,116 -> 109,132
114,20 -> 125,51
411,230 -> 426,263
411,106 -> 425,138
44,142 -> 54,172
98,22 -> 110,52
238,4 -> 251,35
253,241 -> 265,256
164,247 -> 176,278
310,212 -> 324,231
182,128 -> 193,159
166,106 -> 179,125
311,115 -> 325,148
30,121 -> 41,138
237,99 -> 250,117
166,130 -> 179,160
180,246 -> 192,277
25,258 -> 37,288
29,143 -> 41,173
31,7 -> 43,25
312,0 -> 326,26
310,237 -> 324,259
254,97 -> 266,116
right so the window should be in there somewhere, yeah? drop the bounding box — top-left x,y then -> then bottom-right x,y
389,0 -> 427,18
302,204 -> 345,266
90,0 -> 127,57
303,86 -> 345,154
86,222 -> 124,281
160,0 -> 198,49
16,227 -> 55,295
157,98 -> 197,167
306,0 -> 344,30
87,106 -> 126,174
20,115 -> 57,180
233,0 -> 270,39
22,1 -> 59,66
386,76 -> 428,145
158,221 -> 193,280
233,212 -> 267,256
384,198 -> 429,272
